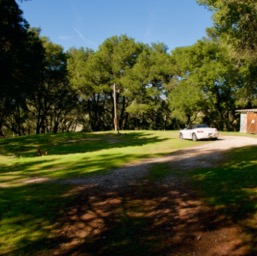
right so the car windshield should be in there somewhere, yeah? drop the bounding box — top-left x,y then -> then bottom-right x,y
188,124 -> 209,129
195,124 -> 209,128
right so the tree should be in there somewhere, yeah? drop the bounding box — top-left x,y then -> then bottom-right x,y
197,0 -> 257,109
68,35 -> 143,131
197,0 -> 257,57
0,0 -> 44,136
67,36 -> 173,131
29,37 -> 78,134
95,35 -> 143,131
122,43 -> 173,129
67,46 -> 112,131
169,39 -> 240,130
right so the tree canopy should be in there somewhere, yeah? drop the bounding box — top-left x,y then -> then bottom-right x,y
197,0 -> 257,109
197,0 -> 257,56
1,0 -> 257,136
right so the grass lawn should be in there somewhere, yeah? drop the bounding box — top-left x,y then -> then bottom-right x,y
0,130 -> 198,255
188,143 -> 257,252
0,131 -> 198,183
0,130 -> 257,254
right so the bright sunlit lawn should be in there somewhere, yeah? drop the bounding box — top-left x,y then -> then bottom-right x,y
0,130 -> 257,255
0,131 -> 197,184
0,130 -> 198,255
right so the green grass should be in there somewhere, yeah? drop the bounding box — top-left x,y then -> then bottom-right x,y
1,130 -> 257,254
0,183 -> 72,255
188,145 -> 257,213
0,130 -> 201,255
187,144 -> 257,252
0,130 -> 204,185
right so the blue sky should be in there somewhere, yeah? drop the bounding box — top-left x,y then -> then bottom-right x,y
18,0 -> 213,52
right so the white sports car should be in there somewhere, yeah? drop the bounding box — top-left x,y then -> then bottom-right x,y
179,124 -> 218,141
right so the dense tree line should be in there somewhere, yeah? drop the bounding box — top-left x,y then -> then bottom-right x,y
1,0 -> 257,136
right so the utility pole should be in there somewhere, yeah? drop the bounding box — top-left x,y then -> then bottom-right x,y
112,83 -> 119,133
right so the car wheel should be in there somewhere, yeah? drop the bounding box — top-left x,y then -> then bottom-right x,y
192,133 -> 198,141
179,132 -> 183,139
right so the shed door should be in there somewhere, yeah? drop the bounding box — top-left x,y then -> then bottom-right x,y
240,113 -> 247,132
247,113 -> 257,133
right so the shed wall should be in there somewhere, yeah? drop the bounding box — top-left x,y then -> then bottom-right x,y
247,112 -> 257,133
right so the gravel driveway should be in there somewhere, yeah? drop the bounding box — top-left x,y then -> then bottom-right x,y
58,135 -> 257,187
53,135 -> 257,256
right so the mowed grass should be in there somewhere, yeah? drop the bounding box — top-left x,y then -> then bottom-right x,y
187,142 -> 257,253
0,130 -> 200,255
0,130 -> 197,185
0,130 -> 257,254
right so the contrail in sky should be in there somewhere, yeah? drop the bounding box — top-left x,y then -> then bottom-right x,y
73,27 -> 87,43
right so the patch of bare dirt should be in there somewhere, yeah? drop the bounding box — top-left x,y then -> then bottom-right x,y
49,136 -> 257,255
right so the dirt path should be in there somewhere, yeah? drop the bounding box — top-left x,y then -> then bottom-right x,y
52,136 -> 257,256
56,135 -> 257,187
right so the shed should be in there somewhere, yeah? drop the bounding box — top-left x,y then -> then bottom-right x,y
236,109 -> 257,133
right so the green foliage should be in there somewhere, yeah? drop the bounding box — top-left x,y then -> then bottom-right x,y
126,102 -> 151,117
198,0 -> 257,56
27,37 -> 79,134
0,2 -> 80,136
0,0 -> 44,135
67,47 -> 95,95
169,81 -> 204,124
197,0 -> 257,109
3,0 -> 257,134
169,39 -> 240,129
66,36 -> 173,131
120,43 -> 172,129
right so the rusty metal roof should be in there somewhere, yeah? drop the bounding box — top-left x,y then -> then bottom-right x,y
236,109 -> 257,113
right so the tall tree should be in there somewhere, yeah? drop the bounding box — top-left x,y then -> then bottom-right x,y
0,0 -> 44,136
197,0 -> 257,57
95,35 -> 142,131
29,37 -> 78,134
169,39 -> 240,130
197,0 -> 257,108
68,35 -> 143,131
67,47 -> 111,131
123,43 -> 173,129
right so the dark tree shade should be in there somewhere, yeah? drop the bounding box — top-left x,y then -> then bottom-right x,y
0,0 -> 44,135
0,0 -> 43,108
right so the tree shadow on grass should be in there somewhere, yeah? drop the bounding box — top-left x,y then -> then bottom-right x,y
1,144 -> 257,255
0,180 -> 224,256
44,179 -> 254,256
188,145 -> 257,255
0,151 -> 158,183
0,182 -> 74,256
0,132 -> 170,157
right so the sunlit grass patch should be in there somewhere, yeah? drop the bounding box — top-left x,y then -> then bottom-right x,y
0,130 -> 201,254
1,130 -> 254,255
0,130 -> 198,186
187,145 -> 257,253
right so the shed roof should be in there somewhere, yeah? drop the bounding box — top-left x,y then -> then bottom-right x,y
236,109 -> 257,113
